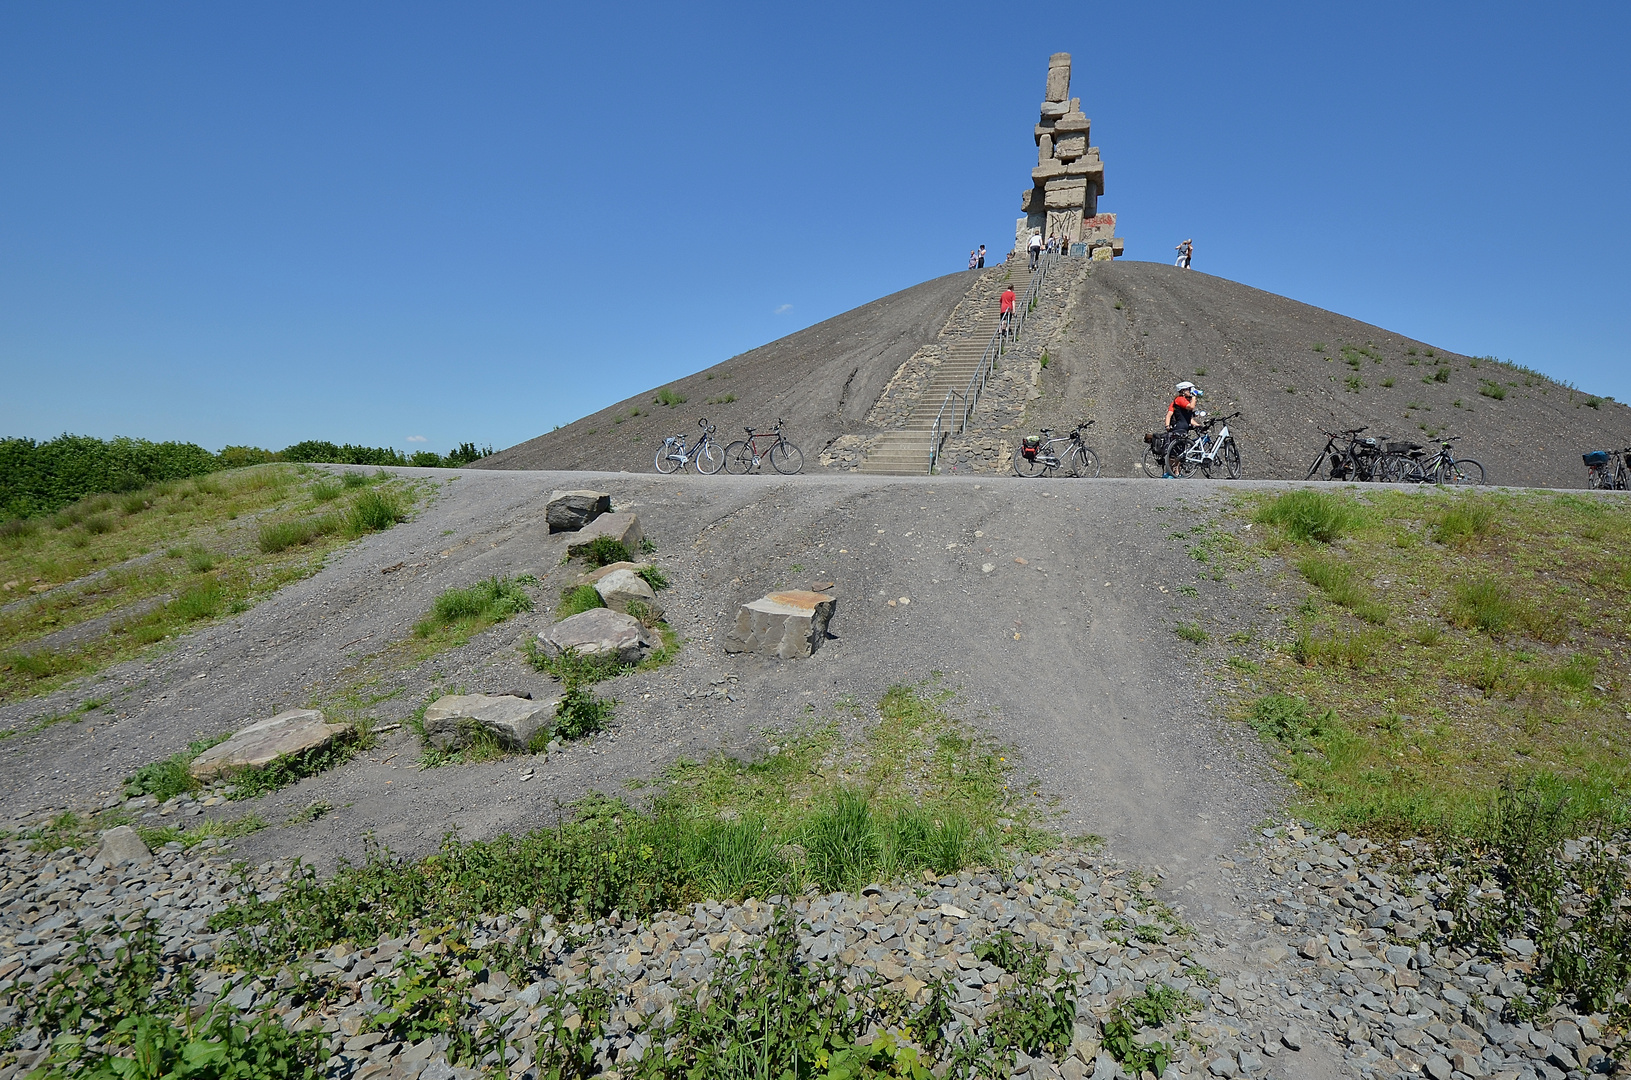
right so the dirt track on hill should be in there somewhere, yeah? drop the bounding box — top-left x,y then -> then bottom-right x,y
0,471 -> 1292,913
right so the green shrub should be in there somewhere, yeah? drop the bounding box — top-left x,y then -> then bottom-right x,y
556,584 -> 606,619
258,514 -> 340,553
1433,366 -> 1451,383
125,735 -> 229,801
577,535 -> 631,567
0,516 -> 39,541
1434,499 -> 1495,544
1449,576 -> 1520,636
1174,621 -> 1209,644
340,470 -> 370,488
278,440 -> 405,466
414,576 -> 534,638
1297,555 -> 1388,623
654,387 -> 688,407
638,565 -> 669,590
1255,490 -> 1351,543
1479,380 -> 1508,400
1250,694 -> 1330,743
3,647 -> 76,681
0,434 -> 221,519
344,489 -> 407,535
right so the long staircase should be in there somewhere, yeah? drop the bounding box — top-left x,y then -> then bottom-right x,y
859,256 -> 1052,475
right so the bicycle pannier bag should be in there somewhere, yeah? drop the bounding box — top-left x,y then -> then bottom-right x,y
1021,436 -> 1039,460
1387,441 -> 1418,454
1584,451 -> 1610,467
1148,432 -> 1169,456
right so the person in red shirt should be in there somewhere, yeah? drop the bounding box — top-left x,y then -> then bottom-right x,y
1000,284 -> 1016,332
1162,381 -> 1205,477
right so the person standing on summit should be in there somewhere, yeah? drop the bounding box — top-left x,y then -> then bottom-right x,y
977,244 -> 986,268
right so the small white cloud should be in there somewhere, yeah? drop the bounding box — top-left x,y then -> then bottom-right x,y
406,435 -> 428,442
774,303 -> 793,314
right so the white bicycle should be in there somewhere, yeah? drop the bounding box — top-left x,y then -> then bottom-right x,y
1145,412 -> 1242,479
654,418 -> 725,475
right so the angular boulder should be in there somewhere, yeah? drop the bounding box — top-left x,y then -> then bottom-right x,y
545,490 -> 611,532
723,590 -> 836,659
421,693 -> 561,752
190,709 -> 351,780
537,607 -> 655,665
98,824 -> 151,866
594,568 -> 662,619
566,512 -> 643,558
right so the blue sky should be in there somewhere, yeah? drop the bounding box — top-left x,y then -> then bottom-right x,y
2,1 -> 1627,454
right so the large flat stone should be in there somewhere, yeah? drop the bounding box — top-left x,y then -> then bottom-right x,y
537,607 -> 655,665
723,590 -> 836,659
566,512 -> 644,559
421,693 -> 561,752
575,560 -> 653,587
594,568 -> 663,619
1052,111 -> 1091,134
1053,134 -> 1087,160
190,709 -> 351,779
546,490 -> 611,532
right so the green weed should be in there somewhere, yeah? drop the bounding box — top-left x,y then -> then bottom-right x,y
654,387 -> 688,407
555,584 -> 606,619
1255,490 -> 1350,543
413,576 -> 533,640
1175,622 -> 1209,644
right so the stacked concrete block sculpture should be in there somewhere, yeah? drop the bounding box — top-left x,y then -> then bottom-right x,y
1015,53 -> 1124,260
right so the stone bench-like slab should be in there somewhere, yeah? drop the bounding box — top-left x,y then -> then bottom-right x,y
537,607 -> 655,665
723,590 -> 836,659
566,512 -> 644,559
546,490 -> 611,532
190,709 -> 351,780
422,693 -> 561,752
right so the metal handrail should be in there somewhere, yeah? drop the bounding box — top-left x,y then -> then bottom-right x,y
928,249 -> 1062,473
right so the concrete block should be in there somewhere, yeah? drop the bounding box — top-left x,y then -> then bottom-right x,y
723,590 -> 836,659
1045,52 -> 1071,101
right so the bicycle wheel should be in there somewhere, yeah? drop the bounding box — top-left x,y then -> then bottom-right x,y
1305,450 -> 1330,481
1064,445 -> 1101,478
1141,446 -> 1165,479
1221,438 -> 1242,479
1169,440 -> 1196,479
724,440 -> 755,475
696,440 -> 725,475
1446,459 -> 1485,486
654,443 -> 683,474
769,440 -> 804,475
1014,447 -> 1046,477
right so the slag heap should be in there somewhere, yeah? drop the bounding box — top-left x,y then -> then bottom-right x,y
1016,53 -> 1124,260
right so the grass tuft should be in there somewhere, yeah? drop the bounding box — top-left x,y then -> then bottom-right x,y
1255,490 -> 1350,543
555,584 -> 605,619
414,576 -> 534,640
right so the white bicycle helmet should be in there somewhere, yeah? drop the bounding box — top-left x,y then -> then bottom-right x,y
1175,381 -> 1202,397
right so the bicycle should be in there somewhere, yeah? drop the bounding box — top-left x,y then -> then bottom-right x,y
654,418 -> 725,475
1148,416 -> 1246,479
1014,420 -> 1101,478
1396,437 -> 1484,485
724,419 -> 803,475
1305,427 -> 1387,482
1583,448 -> 1630,490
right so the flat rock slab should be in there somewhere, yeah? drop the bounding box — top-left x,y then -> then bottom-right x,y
421,693 -> 560,752
723,590 -> 836,659
190,709 -> 351,780
566,513 -> 643,559
575,561 -> 652,587
537,607 -> 655,665
594,568 -> 662,619
546,490 -> 611,532
97,824 -> 151,865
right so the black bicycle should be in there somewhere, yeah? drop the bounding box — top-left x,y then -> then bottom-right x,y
1015,420 -> 1101,478
1306,427 -> 1386,482
724,419 -> 803,475
1396,437 -> 1484,486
